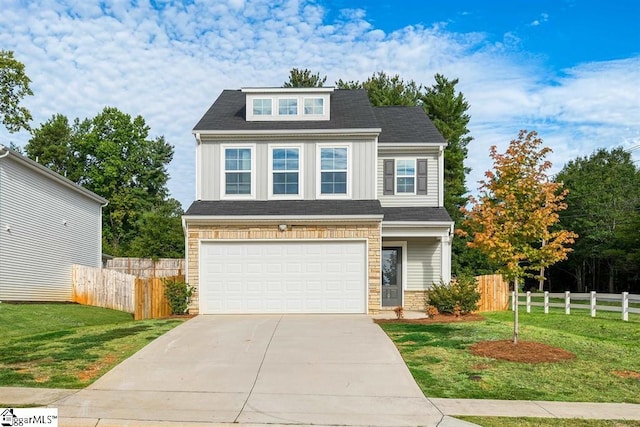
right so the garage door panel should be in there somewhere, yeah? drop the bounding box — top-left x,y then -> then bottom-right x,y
200,241 -> 366,314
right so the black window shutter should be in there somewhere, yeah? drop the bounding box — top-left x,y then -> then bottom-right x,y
383,159 -> 395,195
417,159 -> 427,195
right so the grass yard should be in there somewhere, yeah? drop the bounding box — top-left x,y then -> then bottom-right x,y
458,417 -> 640,427
0,303 -> 183,389
378,310 -> 640,403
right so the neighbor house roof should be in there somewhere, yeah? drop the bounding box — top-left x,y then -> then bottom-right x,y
0,146 -> 108,205
193,89 -> 380,132
185,200 -> 384,217
373,106 -> 446,144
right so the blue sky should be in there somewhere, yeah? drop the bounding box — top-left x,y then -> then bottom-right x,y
1,0 -> 638,208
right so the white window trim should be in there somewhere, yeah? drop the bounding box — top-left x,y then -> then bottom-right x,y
268,144 -> 304,200
316,143 -> 352,199
252,98 -> 273,116
303,97 -> 324,116
395,157 -> 417,196
278,98 -> 298,116
220,144 -> 256,200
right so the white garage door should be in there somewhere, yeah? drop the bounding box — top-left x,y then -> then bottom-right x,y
199,240 -> 366,314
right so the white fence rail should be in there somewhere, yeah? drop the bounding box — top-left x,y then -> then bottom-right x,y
512,291 -> 640,321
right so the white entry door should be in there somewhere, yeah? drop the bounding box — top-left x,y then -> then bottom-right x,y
199,240 -> 366,314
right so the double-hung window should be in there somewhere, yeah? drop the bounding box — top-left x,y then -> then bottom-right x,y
319,146 -> 348,196
383,158 -> 428,196
396,159 -> 416,194
224,147 -> 253,196
278,98 -> 297,115
271,147 -> 300,197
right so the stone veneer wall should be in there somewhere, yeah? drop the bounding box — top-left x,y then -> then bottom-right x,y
186,222 -> 382,314
403,290 -> 429,311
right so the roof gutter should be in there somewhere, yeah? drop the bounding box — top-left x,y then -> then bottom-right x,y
183,214 -> 384,224
192,128 -> 382,139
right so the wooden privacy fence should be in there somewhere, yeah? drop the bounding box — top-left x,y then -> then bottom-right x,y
105,258 -> 184,278
72,264 -> 181,320
475,274 -> 509,312
134,276 -> 178,320
72,264 -> 136,313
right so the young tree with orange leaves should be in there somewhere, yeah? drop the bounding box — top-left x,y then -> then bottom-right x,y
460,130 -> 577,344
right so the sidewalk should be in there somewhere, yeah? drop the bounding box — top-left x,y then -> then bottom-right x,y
2,387 -> 640,425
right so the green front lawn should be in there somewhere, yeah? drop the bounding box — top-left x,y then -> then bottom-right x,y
0,303 -> 183,389
458,417 -> 640,427
379,310 -> 640,403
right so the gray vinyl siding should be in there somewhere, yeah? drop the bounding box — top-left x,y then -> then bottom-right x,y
198,139 -> 376,200
0,157 -> 103,301
377,151 -> 439,207
406,238 -> 441,290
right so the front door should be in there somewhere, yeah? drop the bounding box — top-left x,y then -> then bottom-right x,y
382,247 -> 402,307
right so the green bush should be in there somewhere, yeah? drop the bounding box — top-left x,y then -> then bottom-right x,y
163,278 -> 194,315
426,276 -> 480,314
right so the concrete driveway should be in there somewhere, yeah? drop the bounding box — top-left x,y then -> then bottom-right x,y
56,315 -> 446,426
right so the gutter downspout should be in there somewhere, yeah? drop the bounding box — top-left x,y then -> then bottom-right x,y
0,145 -> 10,158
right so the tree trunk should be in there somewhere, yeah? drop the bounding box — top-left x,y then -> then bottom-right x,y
513,277 -> 519,345
538,266 -> 545,291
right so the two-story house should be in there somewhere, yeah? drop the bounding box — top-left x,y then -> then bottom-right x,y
182,87 -> 453,314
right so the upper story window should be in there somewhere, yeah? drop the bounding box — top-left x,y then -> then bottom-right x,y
224,147 -> 253,196
304,98 -> 324,115
383,158 -> 428,196
253,98 -> 272,115
396,159 -> 416,194
272,147 -> 300,196
319,146 -> 349,196
278,98 -> 298,115
243,88 -> 333,121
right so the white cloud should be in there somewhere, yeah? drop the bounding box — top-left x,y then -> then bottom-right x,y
0,0 -> 637,208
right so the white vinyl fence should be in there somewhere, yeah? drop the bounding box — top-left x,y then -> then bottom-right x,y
512,291 -> 640,321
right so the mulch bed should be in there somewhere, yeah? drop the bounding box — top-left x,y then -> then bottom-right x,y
375,313 -> 576,364
374,313 -> 486,324
470,340 -> 576,363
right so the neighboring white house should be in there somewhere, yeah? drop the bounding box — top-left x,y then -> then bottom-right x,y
0,145 -> 107,301
183,87 -> 454,314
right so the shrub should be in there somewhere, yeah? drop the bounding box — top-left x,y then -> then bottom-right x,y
163,278 -> 194,315
426,276 -> 480,314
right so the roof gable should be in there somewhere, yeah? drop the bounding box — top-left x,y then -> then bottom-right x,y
0,146 -> 108,205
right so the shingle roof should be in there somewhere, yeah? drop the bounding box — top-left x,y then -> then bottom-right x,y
382,207 -> 452,222
193,89 -> 380,131
185,200 -> 384,216
373,107 -> 446,144
185,200 -> 452,223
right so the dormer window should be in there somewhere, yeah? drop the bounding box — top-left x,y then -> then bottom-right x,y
304,98 -> 324,115
243,87 -> 333,122
278,98 -> 298,115
253,99 -> 272,115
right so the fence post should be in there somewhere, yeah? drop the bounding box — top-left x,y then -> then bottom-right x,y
511,291 -> 516,311
526,291 -> 531,313
590,291 -> 596,317
622,292 -> 629,322
565,291 -> 571,315
544,291 -> 549,314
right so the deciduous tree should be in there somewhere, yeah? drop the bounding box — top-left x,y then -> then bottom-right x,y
0,50 -> 33,135
460,130 -> 577,343
554,148 -> 640,292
